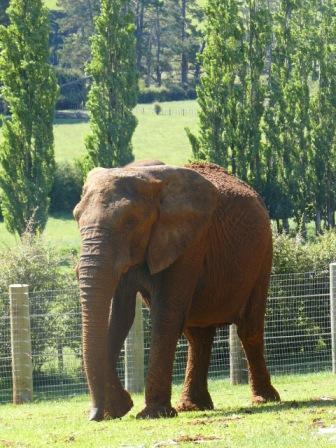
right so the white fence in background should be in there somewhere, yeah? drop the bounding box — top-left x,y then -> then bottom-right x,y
0,267 -> 335,404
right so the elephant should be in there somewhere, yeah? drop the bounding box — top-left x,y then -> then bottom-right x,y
74,161 -> 280,421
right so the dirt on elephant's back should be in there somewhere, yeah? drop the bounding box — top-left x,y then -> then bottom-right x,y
186,162 -> 259,200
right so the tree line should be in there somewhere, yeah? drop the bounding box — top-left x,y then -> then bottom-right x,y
0,0 -> 204,94
189,0 -> 336,234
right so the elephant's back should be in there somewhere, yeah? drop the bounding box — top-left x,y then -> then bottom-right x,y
185,162 -> 272,327
186,162 -> 262,203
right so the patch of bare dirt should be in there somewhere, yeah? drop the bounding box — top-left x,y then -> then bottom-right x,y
153,434 -> 223,447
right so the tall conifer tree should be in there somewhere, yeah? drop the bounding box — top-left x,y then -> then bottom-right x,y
0,0 -> 58,236
85,0 -> 138,169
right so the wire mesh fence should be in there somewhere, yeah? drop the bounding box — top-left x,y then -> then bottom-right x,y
0,270 -> 334,403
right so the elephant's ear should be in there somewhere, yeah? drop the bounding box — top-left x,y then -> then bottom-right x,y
146,167 -> 218,274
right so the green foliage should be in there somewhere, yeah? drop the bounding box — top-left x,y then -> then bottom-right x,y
56,0 -> 99,73
55,67 -> 87,109
0,0 -> 59,236
272,231 -> 336,274
84,0 -> 138,171
49,161 -> 84,214
138,85 -> 194,103
188,0 -> 271,189
0,232 -> 77,374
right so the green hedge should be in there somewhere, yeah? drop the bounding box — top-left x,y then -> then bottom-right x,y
55,68 -> 87,110
49,161 -> 84,214
138,85 -> 196,103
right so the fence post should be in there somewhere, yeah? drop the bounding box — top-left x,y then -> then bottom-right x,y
330,263 -> 336,374
125,294 -> 145,393
229,324 -> 248,384
9,284 -> 33,403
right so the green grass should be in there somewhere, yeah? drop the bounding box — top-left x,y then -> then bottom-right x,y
54,100 -> 198,165
44,0 -> 59,9
0,214 -> 80,250
0,373 -> 335,447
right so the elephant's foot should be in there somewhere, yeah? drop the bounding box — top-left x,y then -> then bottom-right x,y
136,404 -> 177,419
252,384 -> 281,404
89,407 -> 104,421
104,388 -> 134,419
176,393 -> 214,412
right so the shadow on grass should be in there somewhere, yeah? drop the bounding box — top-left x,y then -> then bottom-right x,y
190,398 -> 336,420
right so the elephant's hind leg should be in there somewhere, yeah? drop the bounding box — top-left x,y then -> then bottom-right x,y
177,326 -> 216,412
237,281 -> 280,404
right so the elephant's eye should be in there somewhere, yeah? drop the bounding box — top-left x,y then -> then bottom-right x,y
123,216 -> 137,231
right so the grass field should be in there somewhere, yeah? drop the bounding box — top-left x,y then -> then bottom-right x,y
0,213 -> 80,249
54,101 -> 198,165
0,373 -> 335,447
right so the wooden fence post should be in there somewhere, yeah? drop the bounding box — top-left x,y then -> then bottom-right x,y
125,294 -> 145,393
9,284 -> 33,403
229,324 -> 248,385
330,263 -> 336,374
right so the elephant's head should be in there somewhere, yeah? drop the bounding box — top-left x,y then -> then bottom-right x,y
74,164 -> 217,419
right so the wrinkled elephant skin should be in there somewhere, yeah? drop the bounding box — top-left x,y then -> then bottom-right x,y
74,161 -> 280,421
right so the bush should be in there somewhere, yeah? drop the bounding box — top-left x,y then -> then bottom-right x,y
49,161 -> 84,214
0,233 -> 77,375
154,102 -> 162,115
272,230 -> 336,274
55,67 -> 87,110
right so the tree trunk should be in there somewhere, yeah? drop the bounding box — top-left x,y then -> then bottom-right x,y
155,6 -> 162,87
315,210 -> 322,235
282,218 -> 289,234
135,0 -> 145,72
181,0 -> 188,88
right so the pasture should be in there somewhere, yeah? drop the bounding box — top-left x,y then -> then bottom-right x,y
54,101 -> 198,165
0,374 -> 335,447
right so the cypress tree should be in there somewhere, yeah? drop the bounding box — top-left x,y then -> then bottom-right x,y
186,0 -> 246,169
85,0 -> 138,170
0,0 -> 58,236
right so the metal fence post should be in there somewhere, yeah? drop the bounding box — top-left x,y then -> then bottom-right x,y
229,324 -> 248,384
330,263 -> 336,374
9,284 -> 33,403
125,294 -> 145,393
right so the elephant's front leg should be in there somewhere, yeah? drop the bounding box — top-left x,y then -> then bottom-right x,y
104,275 -> 138,419
137,254 -> 202,419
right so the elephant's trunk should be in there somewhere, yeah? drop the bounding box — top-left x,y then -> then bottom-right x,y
78,227 -> 118,421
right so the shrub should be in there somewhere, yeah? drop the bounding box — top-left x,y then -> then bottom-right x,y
49,161 -> 84,214
0,233 -> 77,375
55,67 -> 87,110
272,230 -> 336,274
138,85 -> 195,104
154,102 -> 162,115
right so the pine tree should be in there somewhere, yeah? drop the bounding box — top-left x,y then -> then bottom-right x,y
85,0 -> 138,169
0,0 -> 58,236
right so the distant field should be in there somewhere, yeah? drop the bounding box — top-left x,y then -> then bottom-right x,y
0,214 -> 79,250
54,100 -> 198,165
44,0 -> 59,8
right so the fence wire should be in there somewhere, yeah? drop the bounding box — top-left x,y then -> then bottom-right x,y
0,271 -> 333,403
